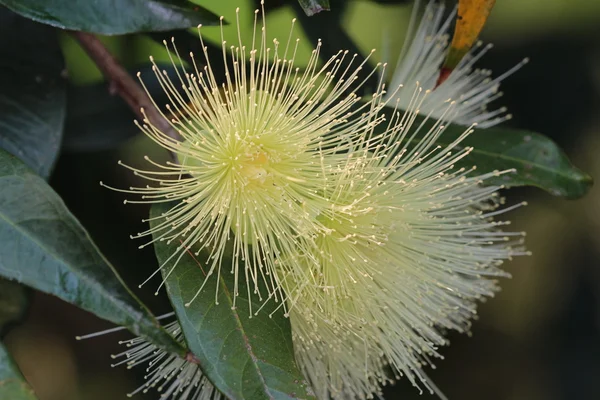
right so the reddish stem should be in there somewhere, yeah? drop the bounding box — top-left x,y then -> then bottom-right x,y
70,31 -> 181,148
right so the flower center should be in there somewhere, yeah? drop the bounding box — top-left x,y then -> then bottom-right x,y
239,148 -> 270,185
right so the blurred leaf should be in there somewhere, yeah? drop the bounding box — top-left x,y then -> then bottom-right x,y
64,64 -> 179,153
397,115 -> 593,198
146,30 -> 226,78
151,203 -> 315,400
0,0 -> 220,35
63,82 -> 136,153
298,0 -> 330,16
0,149 -> 185,356
0,279 -> 29,337
439,0 -> 496,85
0,9 -> 66,180
0,343 -> 37,400
292,1 -> 379,95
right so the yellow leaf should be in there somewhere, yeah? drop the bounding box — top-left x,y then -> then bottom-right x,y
437,0 -> 496,86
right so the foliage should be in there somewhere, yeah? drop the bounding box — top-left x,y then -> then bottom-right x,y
152,203 -> 315,400
0,279 -> 36,399
398,115 -> 593,198
0,10 -> 65,179
0,344 -> 37,400
0,0 -> 220,35
0,148 -> 183,355
297,0 -> 330,16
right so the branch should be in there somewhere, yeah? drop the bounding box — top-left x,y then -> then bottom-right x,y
70,32 -> 181,154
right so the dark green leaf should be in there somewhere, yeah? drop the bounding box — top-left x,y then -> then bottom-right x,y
399,114 -> 593,199
0,343 -> 37,400
0,0 -> 220,35
151,203 -> 315,400
0,149 -> 185,356
461,128 -> 592,198
0,9 -> 66,179
0,279 -> 29,337
297,0 -> 330,16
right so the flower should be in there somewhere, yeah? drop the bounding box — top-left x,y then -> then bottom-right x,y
282,90 -> 530,399
77,315 -> 220,400
101,3 -> 395,312
99,2 -> 532,399
384,0 -> 528,128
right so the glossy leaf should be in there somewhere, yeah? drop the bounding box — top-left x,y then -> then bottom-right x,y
151,203 -> 315,400
0,9 -> 66,179
0,149 -> 184,356
0,0 -> 220,35
297,0 -> 330,16
367,0 -> 411,3
0,279 -> 29,337
396,114 -> 592,198
462,128 -> 591,198
0,344 -> 37,400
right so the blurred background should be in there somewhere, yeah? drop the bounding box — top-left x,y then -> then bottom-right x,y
3,0 -> 600,399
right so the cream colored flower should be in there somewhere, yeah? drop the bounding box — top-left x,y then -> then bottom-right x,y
99,3 -> 531,399
285,90 -> 530,399
78,315 -> 220,400
384,0 -> 528,128
102,4 -> 395,313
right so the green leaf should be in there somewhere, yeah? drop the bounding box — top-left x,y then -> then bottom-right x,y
151,203 -> 315,400
0,149 -> 185,356
291,1 -> 379,95
454,126 -> 591,198
0,279 -> 29,337
0,343 -> 37,400
391,114 -> 593,199
297,0 -> 330,16
0,9 -> 66,180
0,0 -> 220,35
0,281 -> 32,396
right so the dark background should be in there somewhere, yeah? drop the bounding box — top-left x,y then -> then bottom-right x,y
4,1 -> 600,399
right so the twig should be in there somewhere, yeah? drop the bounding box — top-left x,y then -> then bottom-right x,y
70,31 -> 181,155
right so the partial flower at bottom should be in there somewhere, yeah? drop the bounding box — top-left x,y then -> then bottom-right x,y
281,91 -> 530,399
78,317 -> 220,400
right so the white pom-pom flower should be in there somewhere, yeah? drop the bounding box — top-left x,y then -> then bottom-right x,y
97,3 -> 532,400
283,90 -> 530,399
384,0 -> 528,128
77,314 -> 220,400
101,3 -> 396,313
